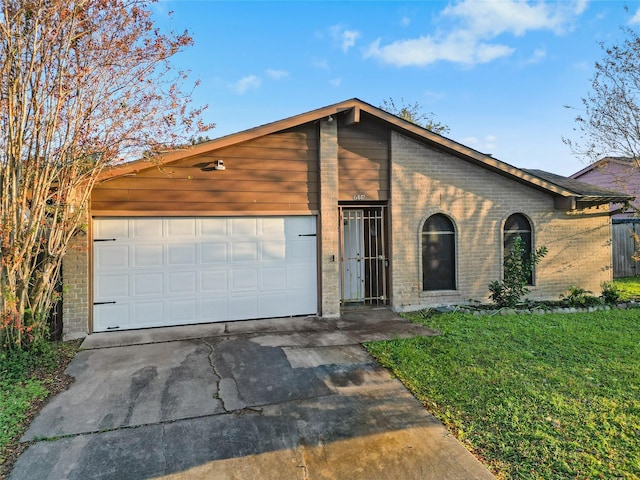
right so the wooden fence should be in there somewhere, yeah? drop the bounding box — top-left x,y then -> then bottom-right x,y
612,220 -> 640,278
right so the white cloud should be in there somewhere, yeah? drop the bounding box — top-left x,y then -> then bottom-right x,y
401,16 -> 411,27
231,75 -> 261,94
630,7 -> 640,25
330,78 -> 342,87
342,30 -> 360,52
524,47 -> 547,65
266,69 -> 289,80
463,135 -> 497,153
442,0 -> 585,37
364,35 -> 514,67
330,25 -> 361,53
364,0 -> 587,67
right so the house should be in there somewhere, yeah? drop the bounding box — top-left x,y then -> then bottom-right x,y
62,99 -> 632,337
571,157 -> 640,277
570,157 -> 640,219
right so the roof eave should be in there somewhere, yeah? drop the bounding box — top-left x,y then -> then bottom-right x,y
558,195 -> 635,211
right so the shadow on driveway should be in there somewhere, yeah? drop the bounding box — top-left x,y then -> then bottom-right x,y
10,311 -> 495,480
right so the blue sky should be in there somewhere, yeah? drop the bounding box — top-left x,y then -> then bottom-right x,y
154,1 -> 640,176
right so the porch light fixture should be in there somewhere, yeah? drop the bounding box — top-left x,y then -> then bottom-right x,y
214,160 -> 225,171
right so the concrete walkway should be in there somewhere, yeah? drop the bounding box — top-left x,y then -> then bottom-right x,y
10,310 -> 496,480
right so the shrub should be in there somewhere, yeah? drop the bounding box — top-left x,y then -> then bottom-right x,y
600,281 -> 621,305
561,286 -> 602,308
488,237 -> 548,308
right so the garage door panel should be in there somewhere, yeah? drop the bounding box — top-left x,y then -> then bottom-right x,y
229,295 -> 259,320
132,301 -> 163,327
133,218 -> 163,238
231,218 -> 257,236
231,269 -> 258,290
200,271 -> 228,292
231,242 -> 258,262
93,216 -> 317,332
95,274 -> 130,299
134,273 -> 164,295
201,243 -> 228,263
95,218 -> 129,239
95,303 -> 130,330
287,216 -> 315,235
259,294 -> 289,317
261,267 -> 286,289
168,271 -> 197,294
287,292 -> 315,313
199,297 -> 229,321
287,240 -> 315,261
167,218 -> 196,237
95,245 -> 129,269
262,241 -> 286,261
169,298 -> 197,323
286,266 -> 315,289
133,244 -> 163,267
261,217 -> 285,237
200,218 -> 227,236
168,243 -> 197,265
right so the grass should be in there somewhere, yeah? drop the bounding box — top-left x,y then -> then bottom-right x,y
365,309 -> 640,479
0,340 -> 80,477
613,277 -> 640,301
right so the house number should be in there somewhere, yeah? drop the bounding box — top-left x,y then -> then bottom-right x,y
353,193 -> 366,201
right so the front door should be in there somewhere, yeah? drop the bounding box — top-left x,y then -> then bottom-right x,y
342,210 -> 365,302
339,206 -> 388,306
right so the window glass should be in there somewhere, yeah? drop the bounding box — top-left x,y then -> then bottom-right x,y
504,213 -> 533,285
422,214 -> 456,291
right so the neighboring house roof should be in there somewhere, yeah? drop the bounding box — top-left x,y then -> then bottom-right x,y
569,156 -> 639,214
570,156 -> 638,179
524,169 -> 634,206
98,98 -> 632,210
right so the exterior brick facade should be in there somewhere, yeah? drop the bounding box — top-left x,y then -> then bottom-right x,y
62,227 -> 89,339
390,132 -> 612,310
319,118 -> 341,318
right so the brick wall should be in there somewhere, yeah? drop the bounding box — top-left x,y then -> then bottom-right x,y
390,132 -> 612,311
319,119 -> 341,317
62,225 -> 90,338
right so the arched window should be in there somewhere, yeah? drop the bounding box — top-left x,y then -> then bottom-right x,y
422,214 -> 456,291
504,213 -> 534,285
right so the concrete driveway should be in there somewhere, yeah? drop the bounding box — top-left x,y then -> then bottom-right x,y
10,310 -> 495,480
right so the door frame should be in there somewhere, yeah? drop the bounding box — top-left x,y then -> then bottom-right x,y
338,204 -> 389,306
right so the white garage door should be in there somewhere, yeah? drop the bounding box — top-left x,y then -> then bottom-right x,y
93,216 -> 317,332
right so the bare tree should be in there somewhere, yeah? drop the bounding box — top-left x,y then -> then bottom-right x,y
0,0 -> 212,350
379,97 -> 450,135
564,25 -> 640,166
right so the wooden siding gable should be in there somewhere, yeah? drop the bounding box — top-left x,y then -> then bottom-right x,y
338,116 -> 389,201
92,125 -> 319,215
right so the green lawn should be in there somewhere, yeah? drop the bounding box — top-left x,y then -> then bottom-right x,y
0,341 -> 79,476
613,277 -> 640,301
365,309 -> 640,479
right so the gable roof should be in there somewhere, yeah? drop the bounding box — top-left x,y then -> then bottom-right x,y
99,98 -> 632,209
570,156 -> 638,179
524,169 -> 634,206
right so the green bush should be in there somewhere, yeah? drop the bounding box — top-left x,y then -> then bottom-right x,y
561,286 -> 601,308
488,237 -> 548,308
600,281 -> 621,305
